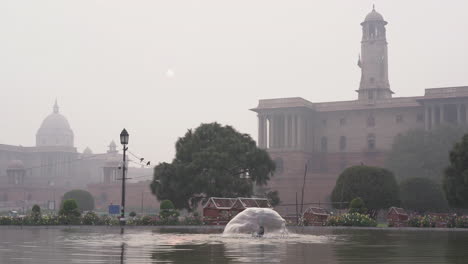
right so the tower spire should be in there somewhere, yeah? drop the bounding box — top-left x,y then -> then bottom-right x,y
357,7 -> 393,100
53,99 -> 59,114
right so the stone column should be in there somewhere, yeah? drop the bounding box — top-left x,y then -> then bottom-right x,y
440,104 -> 445,125
274,115 -> 280,148
274,116 -> 280,148
285,116 -> 288,148
425,106 -> 430,130
268,116 -> 273,148
258,114 -> 266,148
465,104 -> 468,124
291,115 -> 297,149
279,116 -> 285,148
457,104 -> 462,125
297,114 -> 304,150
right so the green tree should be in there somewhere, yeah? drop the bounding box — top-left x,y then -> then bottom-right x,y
443,134 -> 468,208
159,200 -> 179,219
31,204 -> 41,222
349,197 -> 367,214
59,199 -> 81,218
31,204 -> 41,216
386,125 -> 468,182
400,177 -> 448,213
331,165 -> 400,210
150,123 -> 276,210
62,189 -> 95,211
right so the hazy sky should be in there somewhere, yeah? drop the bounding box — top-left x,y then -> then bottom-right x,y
1,0 -> 467,166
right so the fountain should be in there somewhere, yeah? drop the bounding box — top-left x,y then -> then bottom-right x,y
223,208 -> 288,236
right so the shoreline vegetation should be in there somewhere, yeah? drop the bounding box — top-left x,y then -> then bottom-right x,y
3,225 -> 468,233
3,211 -> 468,230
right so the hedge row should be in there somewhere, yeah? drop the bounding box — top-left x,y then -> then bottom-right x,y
0,212 -> 203,226
406,215 -> 468,228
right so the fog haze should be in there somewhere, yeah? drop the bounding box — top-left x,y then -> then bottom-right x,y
1,0 -> 467,164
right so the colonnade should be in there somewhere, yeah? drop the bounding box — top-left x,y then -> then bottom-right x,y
425,103 -> 468,130
258,113 -> 308,150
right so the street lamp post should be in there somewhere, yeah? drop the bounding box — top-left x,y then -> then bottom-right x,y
120,128 -> 129,226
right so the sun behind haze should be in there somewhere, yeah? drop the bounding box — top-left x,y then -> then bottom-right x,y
0,0 -> 467,165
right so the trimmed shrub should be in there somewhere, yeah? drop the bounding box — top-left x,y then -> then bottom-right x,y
159,200 -> 179,220
59,199 -> 81,224
62,190 -> 95,211
349,197 -> 367,214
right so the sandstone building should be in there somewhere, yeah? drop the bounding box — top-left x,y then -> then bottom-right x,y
251,7 -> 468,214
0,101 -> 156,212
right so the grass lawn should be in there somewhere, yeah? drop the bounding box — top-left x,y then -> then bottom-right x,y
377,223 -> 388,228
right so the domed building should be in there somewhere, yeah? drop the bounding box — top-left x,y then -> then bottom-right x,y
0,101 -> 156,212
36,101 -> 74,148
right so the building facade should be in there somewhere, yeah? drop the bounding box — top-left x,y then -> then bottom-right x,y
0,101 -> 157,212
251,7 -> 468,214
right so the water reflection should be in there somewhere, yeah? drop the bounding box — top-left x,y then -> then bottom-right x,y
1,227 -> 468,263
151,243 -> 233,264
120,242 -> 126,264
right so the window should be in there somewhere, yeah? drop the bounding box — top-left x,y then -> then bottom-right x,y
340,118 -> 346,126
367,115 -> 375,127
396,114 -> 403,123
321,137 -> 328,152
368,92 -> 374,100
339,136 -> 347,151
367,134 -> 376,150
322,119 -> 327,126
274,158 -> 284,174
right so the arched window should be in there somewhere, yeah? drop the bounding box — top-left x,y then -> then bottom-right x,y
321,137 -> 328,152
367,134 -> 376,150
340,136 -> 347,151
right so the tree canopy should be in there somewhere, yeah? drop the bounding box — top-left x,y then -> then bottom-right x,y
331,165 -> 400,210
62,190 -> 95,211
59,199 -> 81,217
443,134 -> 468,208
386,125 -> 468,182
400,177 -> 448,213
150,123 -> 276,210
349,197 -> 367,214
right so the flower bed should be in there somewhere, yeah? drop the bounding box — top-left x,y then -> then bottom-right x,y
0,213 -> 203,226
406,214 -> 466,228
325,213 -> 377,227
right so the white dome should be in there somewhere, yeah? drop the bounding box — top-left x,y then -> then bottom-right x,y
36,101 -> 74,147
364,7 -> 385,22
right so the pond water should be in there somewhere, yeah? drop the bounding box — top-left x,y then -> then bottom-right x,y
1,226 -> 468,263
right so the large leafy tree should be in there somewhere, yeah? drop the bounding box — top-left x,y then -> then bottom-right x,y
400,177 -> 448,213
62,190 -> 95,211
443,134 -> 468,208
331,165 -> 400,210
386,125 -> 468,182
150,123 -> 275,210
